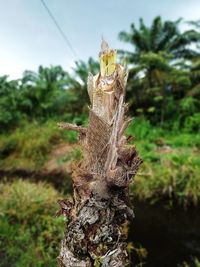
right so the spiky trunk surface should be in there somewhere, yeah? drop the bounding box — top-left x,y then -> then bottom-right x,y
57,42 -> 142,267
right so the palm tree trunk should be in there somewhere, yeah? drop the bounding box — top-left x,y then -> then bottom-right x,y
57,41 -> 142,267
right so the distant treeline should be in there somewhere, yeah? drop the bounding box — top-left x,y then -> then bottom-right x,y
1,16 -> 200,132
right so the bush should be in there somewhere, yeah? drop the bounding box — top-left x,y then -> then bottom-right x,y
184,113 -> 200,133
126,118 -> 151,140
0,180 -> 64,267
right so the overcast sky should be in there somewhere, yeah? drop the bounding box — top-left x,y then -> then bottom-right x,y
0,0 -> 200,79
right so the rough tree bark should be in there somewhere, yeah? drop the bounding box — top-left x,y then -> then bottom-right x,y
57,40 -> 142,267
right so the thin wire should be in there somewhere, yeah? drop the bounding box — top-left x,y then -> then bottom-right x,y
40,0 -> 79,59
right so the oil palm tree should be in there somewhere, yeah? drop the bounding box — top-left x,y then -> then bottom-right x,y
119,17 -> 199,124
0,76 -> 21,129
21,65 -> 69,119
119,16 -> 200,62
188,58 -> 200,98
67,57 -> 99,116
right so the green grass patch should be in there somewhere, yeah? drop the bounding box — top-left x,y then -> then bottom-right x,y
0,120 -> 78,171
0,179 -> 64,267
127,118 -> 200,206
0,118 -> 199,206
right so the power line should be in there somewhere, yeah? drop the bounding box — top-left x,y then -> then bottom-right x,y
40,0 -> 79,59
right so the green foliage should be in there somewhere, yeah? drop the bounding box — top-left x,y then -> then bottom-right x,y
133,152 -> 200,206
119,16 -> 200,61
184,113 -> 200,133
1,16 -> 200,267
119,17 -> 200,126
0,76 -> 23,129
0,180 -> 64,267
126,118 -> 163,142
192,258 -> 200,267
0,60 -> 97,131
0,17 -> 200,132
0,121 -> 77,171
67,58 -> 99,115
179,257 -> 200,267
128,119 -> 200,206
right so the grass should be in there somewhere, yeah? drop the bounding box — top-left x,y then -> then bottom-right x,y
127,118 -> 200,206
0,118 -> 199,206
0,120 -> 78,171
0,119 -> 199,266
0,179 -> 65,267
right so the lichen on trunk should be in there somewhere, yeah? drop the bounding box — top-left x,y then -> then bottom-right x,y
57,40 -> 142,267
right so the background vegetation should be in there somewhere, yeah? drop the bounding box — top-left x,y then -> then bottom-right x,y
0,17 -> 200,266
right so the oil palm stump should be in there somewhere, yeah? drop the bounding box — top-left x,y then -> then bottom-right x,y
57,40 -> 142,267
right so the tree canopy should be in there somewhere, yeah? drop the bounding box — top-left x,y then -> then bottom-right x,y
0,17 -> 200,132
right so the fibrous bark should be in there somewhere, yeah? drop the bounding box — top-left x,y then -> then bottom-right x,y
57,40 -> 142,267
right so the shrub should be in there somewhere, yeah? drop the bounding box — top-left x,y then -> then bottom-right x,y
184,113 -> 200,133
